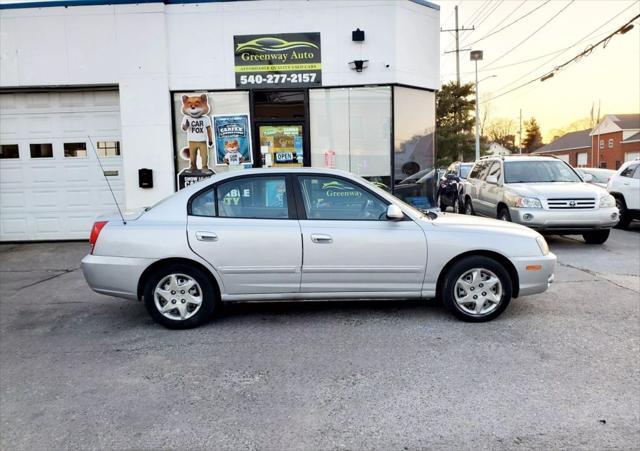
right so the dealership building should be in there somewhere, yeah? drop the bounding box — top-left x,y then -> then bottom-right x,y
0,0 -> 440,241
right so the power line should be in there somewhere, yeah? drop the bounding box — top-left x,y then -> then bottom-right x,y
485,2 -> 639,94
481,13 -> 640,104
465,0 -> 552,48
483,0 -> 575,70
443,0 -> 491,52
470,0 -> 527,45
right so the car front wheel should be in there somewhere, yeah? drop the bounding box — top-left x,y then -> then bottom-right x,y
582,229 -> 610,245
441,256 -> 513,322
144,264 -> 217,329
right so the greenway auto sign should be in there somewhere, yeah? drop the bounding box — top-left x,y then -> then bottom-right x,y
234,33 -> 321,88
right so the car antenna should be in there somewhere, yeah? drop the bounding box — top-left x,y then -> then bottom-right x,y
87,135 -> 127,225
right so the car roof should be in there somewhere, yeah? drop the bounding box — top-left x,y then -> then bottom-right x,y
479,155 -> 561,163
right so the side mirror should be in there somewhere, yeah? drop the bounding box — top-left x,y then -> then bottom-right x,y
486,175 -> 499,184
386,204 -> 404,220
582,173 -> 593,183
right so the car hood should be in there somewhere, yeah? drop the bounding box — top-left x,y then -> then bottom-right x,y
505,182 -> 604,198
427,212 -> 538,237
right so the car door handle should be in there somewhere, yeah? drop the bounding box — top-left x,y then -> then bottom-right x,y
195,231 -> 218,242
310,233 -> 333,243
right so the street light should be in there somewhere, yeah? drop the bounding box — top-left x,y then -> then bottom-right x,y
470,50 -> 484,161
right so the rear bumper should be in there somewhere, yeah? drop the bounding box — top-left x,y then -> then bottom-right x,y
509,206 -> 619,233
511,253 -> 556,297
81,254 -> 154,300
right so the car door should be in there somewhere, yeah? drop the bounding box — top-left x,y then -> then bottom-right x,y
294,174 -> 427,295
472,161 -> 492,216
186,174 -> 302,295
625,164 -> 640,209
480,161 -> 503,217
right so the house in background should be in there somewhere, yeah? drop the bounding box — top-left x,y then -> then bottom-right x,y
487,142 -> 512,156
534,113 -> 640,168
591,114 -> 640,168
533,129 -> 591,167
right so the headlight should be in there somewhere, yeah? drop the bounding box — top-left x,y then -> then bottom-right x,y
512,196 -> 542,208
536,236 -> 549,256
599,194 -> 615,208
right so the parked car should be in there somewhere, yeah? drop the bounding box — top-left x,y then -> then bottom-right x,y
440,161 -> 474,212
82,168 -> 556,329
607,159 -> 640,228
463,156 -> 619,244
575,167 -> 616,188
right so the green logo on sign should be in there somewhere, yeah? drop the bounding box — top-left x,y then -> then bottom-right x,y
236,37 -> 319,53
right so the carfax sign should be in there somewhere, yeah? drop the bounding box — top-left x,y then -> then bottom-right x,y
234,33 -> 322,89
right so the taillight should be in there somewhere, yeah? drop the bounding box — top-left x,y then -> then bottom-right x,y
89,221 -> 108,254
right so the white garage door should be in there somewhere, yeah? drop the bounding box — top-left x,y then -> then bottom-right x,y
0,90 -> 124,241
556,154 -> 570,163
625,152 -> 640,162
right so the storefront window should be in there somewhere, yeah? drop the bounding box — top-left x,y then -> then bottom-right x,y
172,91 -> 250,177
393,86 -> 436,210
309,87 -> 391,188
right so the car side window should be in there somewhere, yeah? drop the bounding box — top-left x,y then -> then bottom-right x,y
478,161 -> 492,180
298,176 -> 388,221
216,176 -> 289,219
487,161 -> 501,181
190,188 -> 215,217
621,164 -> 638,178
468,162 -> 484,179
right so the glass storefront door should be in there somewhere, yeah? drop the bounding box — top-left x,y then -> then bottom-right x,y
257,123 -> 305,168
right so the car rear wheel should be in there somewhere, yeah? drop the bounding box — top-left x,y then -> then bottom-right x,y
582,229 -> 610,245
614,197 -> 631,229
144,264 -> 217,329
441,256 -> 512,322
464,198 -> 475,215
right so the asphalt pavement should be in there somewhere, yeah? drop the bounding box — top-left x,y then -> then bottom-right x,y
1,226 -> 639,450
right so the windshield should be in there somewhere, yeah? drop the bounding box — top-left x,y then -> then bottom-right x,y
459,164 -> 473,179
504,161 -> 582,183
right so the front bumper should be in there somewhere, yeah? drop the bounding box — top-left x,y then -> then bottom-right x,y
81,254 -> 154,300
509,206 -> 619,233
511,252 -> 556,297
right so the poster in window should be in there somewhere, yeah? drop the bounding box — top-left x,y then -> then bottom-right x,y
213,114 -> 253,167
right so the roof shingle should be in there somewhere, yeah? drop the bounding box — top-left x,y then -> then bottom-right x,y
534,129 -> 591,154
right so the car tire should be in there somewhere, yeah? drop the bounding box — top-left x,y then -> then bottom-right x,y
441,256 -> 513,322
582,229 -> 610,245
464,198 -> 475,215
614,196 -> 631,229
498,207 -> 512,222
143,263 -> 217,329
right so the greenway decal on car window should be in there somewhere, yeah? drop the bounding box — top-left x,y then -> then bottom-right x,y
234,33 -> 322,89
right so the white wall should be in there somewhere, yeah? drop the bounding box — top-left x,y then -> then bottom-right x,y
0,0 -> 440,208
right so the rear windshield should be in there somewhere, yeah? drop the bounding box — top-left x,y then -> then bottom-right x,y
504,161 -> 582,183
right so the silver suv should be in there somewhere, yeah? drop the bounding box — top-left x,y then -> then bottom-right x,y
463,155 -> 619,244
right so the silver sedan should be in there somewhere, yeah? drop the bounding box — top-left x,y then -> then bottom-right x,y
81,168 -> 556,329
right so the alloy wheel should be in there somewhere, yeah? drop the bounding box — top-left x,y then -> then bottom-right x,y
453,268 -> 503,316
154,273 -> 203,321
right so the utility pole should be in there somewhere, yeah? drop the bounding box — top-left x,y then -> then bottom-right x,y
518,109 -> 523,154
441,5 -> 474,85
471,50 -> 483,161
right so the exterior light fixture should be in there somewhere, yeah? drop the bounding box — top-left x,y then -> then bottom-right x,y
349,60 -> 369,72
352,28 -> 365,42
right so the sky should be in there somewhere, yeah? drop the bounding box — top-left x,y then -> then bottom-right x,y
435,0 -> 640,143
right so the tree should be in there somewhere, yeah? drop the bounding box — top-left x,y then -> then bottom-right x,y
548,117 -> 593,142
485,118 -> 516,151
522,117 -> 543,153
436,82 -> 477,166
